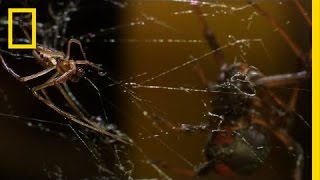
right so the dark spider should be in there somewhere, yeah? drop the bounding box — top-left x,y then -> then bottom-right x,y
153,1 -> 311,179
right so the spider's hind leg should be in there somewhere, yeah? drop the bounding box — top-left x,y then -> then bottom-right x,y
31,86 -> 129,144
273,129 -> 304,180
56,82 -> 91,119
0,54 -> 55,82
253,117 -> 304,180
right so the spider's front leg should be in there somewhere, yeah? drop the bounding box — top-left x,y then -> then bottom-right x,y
191,2 -> 225,68
65,39 -> 87,60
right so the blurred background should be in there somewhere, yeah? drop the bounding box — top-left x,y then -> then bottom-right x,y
0,0 -> 311,179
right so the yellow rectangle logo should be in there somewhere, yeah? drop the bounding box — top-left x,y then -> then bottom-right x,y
8,8 -> 36,49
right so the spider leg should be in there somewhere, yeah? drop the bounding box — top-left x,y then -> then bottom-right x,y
31,89 -> 129,144
30,71 -> 122,142
33,68 -> 76,91
246,0 -> 306,63
74,60 -> 103,71
65,39 -> 87,60
255,69 -> 309,130
41,72 -> 59,102
289,88 -> 299,111
253,118 -> 303,180
194,62 -> 209,85
274,130 -> 304,180
254,66 -> 309,129
191,3 -> 225,68
55,83 -> 95,127
0,54 -> 55,82
254,88 -> 306,180
292,0 -> 311,26
254,88 -> 299,131
270,129 -> 303,180
41,89 -> 51,102
31,67 -> 117,132
18,18 -> 32,43
62,82 -> 90,116
22,65 -> 128,143
19,67 -> 55,82
1,54 -> 129,143
255,71 -> 307,87
56,83 -> 90,119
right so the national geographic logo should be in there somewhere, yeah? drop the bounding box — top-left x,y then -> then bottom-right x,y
8,8 -> 36,49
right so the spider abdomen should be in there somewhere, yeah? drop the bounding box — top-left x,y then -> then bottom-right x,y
205,125 -> 270,176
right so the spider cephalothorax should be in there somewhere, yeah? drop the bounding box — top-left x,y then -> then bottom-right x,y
209,62 -> 264,122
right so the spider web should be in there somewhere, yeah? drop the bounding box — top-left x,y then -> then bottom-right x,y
0,0 -> 311,180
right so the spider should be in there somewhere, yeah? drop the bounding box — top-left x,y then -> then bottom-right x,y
153,1 -> 310,179
0,22 -> 129,144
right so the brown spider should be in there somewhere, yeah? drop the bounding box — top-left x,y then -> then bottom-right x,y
153,1 -> 310,179
0,23 -> 129,144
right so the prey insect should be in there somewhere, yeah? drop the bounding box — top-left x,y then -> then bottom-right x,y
0,22 -> 129,144
154,1 -> 310,179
